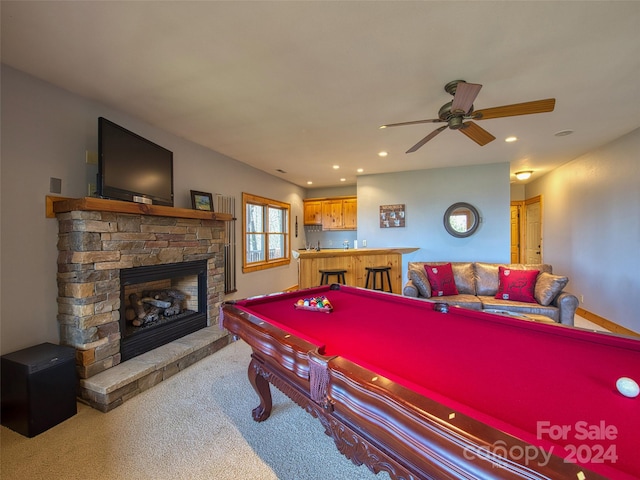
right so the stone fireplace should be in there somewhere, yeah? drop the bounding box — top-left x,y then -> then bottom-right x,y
50,197 -> 233,410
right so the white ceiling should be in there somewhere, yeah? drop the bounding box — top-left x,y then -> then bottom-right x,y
2,1 -> 639,188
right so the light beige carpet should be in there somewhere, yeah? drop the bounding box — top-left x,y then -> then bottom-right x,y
1,340 -> 387,480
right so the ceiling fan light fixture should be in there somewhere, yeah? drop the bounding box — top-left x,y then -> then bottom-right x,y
515,171 -> 533,181
381,80 -> 555,153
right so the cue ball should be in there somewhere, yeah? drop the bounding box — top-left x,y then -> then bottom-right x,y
616,377 -> 640,398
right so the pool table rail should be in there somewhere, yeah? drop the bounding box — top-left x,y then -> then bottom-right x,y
221,300 -> 610,480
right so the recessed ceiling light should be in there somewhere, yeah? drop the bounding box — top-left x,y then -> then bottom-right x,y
505,136 -> 518,143
378,151 -> 388,157
333,165 -> 340,170
307,181 -> 313,185
357,168 -> 364,173
340,178 -> 346,182
379,125 -> 387,129
554,129 -> 574,137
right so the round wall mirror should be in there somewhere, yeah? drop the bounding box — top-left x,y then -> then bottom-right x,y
444,202 -> 480,238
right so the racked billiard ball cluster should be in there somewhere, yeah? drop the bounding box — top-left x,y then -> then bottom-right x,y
295,295 -> 333,312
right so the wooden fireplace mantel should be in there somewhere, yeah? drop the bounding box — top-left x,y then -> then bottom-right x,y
46,196 -> 233,221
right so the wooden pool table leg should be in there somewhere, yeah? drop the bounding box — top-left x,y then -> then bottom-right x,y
248,355 -> 273,422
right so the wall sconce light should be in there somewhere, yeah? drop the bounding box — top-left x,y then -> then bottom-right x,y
515,171 -> 533,181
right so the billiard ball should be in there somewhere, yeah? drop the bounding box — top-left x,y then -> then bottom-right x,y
616,377 -> 640,398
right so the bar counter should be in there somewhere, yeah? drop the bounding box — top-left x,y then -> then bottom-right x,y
297,247 -> 418,292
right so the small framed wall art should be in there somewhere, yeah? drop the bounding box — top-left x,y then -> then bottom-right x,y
380,204 -> 405,228
190,190 -> 214,211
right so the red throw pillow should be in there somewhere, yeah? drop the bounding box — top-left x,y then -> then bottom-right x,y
495,267 -> 539,303
424,263 -> 459,297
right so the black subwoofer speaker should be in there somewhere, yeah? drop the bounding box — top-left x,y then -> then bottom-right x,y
1,343 -> 77,437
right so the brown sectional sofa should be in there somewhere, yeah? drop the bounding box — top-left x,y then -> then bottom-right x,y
402,261 -> 579,325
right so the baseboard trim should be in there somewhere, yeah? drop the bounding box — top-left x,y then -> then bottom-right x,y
576,307 -> 639,337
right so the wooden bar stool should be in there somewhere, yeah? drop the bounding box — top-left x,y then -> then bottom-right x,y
319,269 -> 347,285
365,266 -> 393,293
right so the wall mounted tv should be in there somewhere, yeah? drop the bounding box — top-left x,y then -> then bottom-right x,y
98,117 -> 174,206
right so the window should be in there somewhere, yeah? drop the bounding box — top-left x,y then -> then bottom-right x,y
242,193 -> 291,273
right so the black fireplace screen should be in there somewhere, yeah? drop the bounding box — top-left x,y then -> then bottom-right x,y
119,260 -> 208,361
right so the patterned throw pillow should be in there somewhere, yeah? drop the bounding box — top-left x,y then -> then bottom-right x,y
424,263 -> 459,297
494,267 -> 539,303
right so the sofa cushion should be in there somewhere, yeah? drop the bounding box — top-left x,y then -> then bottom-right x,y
431,294 -> 482,310
451,263 -> 475,295
512,263 -> 552,274
475,263 -> 553,296
495,267 -> 539,303
475,263 -> 500,296
480,297 -> 560,322
412,262 -> 475,295
425,263 -> 458,296
408,264 -> 431,297
535,272 -> 569,306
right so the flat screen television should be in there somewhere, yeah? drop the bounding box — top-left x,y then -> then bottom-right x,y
98,117 -> 174,206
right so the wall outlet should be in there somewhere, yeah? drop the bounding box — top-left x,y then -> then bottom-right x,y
362,239 -> 367,247
87,183 -> 97,196
580,294 -> 584,303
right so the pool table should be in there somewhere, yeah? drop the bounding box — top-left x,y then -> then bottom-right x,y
221,285 -> 640,480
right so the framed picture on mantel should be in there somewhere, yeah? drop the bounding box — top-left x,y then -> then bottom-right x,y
190,190 -> 214,211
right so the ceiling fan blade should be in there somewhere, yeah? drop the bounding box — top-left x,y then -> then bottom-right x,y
380,118 -> 443,128
460,121 -> 496,146
451,82 -> 482,114
406,125 -> 448,153
473,98 -> 556,120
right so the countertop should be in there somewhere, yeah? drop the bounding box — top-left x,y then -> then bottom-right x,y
297,247 -> 418,258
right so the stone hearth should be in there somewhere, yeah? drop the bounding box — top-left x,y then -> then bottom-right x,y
81,326 -> 230,412
50,197 -> 233,410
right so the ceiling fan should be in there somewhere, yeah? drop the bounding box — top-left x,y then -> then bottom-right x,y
380,80 -> 555,153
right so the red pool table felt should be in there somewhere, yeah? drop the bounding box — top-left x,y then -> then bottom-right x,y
235,285 -> 640,479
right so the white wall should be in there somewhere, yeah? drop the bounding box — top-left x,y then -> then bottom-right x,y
525,128 -> 640,332
510,183 -> 526,202
0,65 -> 305,354
357,163 -> 512,274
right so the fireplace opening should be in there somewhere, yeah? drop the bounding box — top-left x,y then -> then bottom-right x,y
120,260 -> 208,361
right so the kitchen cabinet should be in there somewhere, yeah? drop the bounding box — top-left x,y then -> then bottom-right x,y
303,200 -> 322,225
321,199 -> 344,230
304,196 -> 356,230
342,197 -> 357,230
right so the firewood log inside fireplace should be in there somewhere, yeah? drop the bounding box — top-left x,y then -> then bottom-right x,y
129,293 -> 146,319
128,289 -> 187,327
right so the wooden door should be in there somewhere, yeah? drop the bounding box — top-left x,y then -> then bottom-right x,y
510,203 -> 521,263
524,196 -> 542,264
